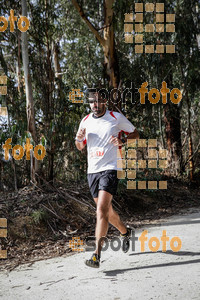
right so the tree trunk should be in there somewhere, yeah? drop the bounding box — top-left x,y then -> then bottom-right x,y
52,41 -> 62,80
21,0 -> 38,183
102,0 -> 119,89
185,91 -> 194,180
178,55 -> 194,180
163,104 -> 182,175
72,0 -> 120,108
44,1 -> 55,182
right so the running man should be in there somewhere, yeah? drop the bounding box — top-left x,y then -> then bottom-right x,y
75,91 -> 139,268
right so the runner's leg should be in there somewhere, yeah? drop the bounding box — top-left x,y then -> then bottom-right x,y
108,204 -> 127,234
93,197 -> 127,234
94,190 -> 112,256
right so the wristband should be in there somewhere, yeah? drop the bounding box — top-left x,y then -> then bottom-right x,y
75,137 -> 85,143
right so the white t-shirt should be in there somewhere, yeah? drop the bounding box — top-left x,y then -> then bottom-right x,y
77,110 -> 135,174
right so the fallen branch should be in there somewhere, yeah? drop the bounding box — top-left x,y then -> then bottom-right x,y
41,204 -> 66,221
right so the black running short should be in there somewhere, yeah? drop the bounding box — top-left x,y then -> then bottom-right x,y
87,170 -> 119,198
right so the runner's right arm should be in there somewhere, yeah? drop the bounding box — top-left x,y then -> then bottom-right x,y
75,128 -> 86,151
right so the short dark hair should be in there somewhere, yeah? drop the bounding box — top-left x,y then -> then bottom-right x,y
87,88 -> 107,101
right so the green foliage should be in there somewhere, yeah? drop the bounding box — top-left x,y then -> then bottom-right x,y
31,209 -> 49,225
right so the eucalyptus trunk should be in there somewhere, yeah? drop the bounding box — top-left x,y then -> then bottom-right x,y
21,0 -> 38,182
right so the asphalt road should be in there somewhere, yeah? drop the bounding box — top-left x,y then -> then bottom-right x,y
0,209 -> 200,300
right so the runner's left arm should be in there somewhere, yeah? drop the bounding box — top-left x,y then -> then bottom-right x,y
110,113 -> 139,146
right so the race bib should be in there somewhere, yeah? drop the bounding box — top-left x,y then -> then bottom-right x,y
89,147 -> 104,159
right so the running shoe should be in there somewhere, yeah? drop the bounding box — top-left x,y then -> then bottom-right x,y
120,227 -> 132,253
85,253 -> 100,268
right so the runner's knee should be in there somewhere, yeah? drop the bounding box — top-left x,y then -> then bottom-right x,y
96,206 -> 109,220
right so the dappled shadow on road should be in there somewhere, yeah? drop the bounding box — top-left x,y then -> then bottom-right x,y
129,250 -> 200,257
159,219 -> 200,226
139,214 -> 200,228
103,258 -> 200,277
164,250 -> 200,256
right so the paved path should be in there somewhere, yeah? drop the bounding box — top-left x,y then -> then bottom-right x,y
0,209 -> 200,300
